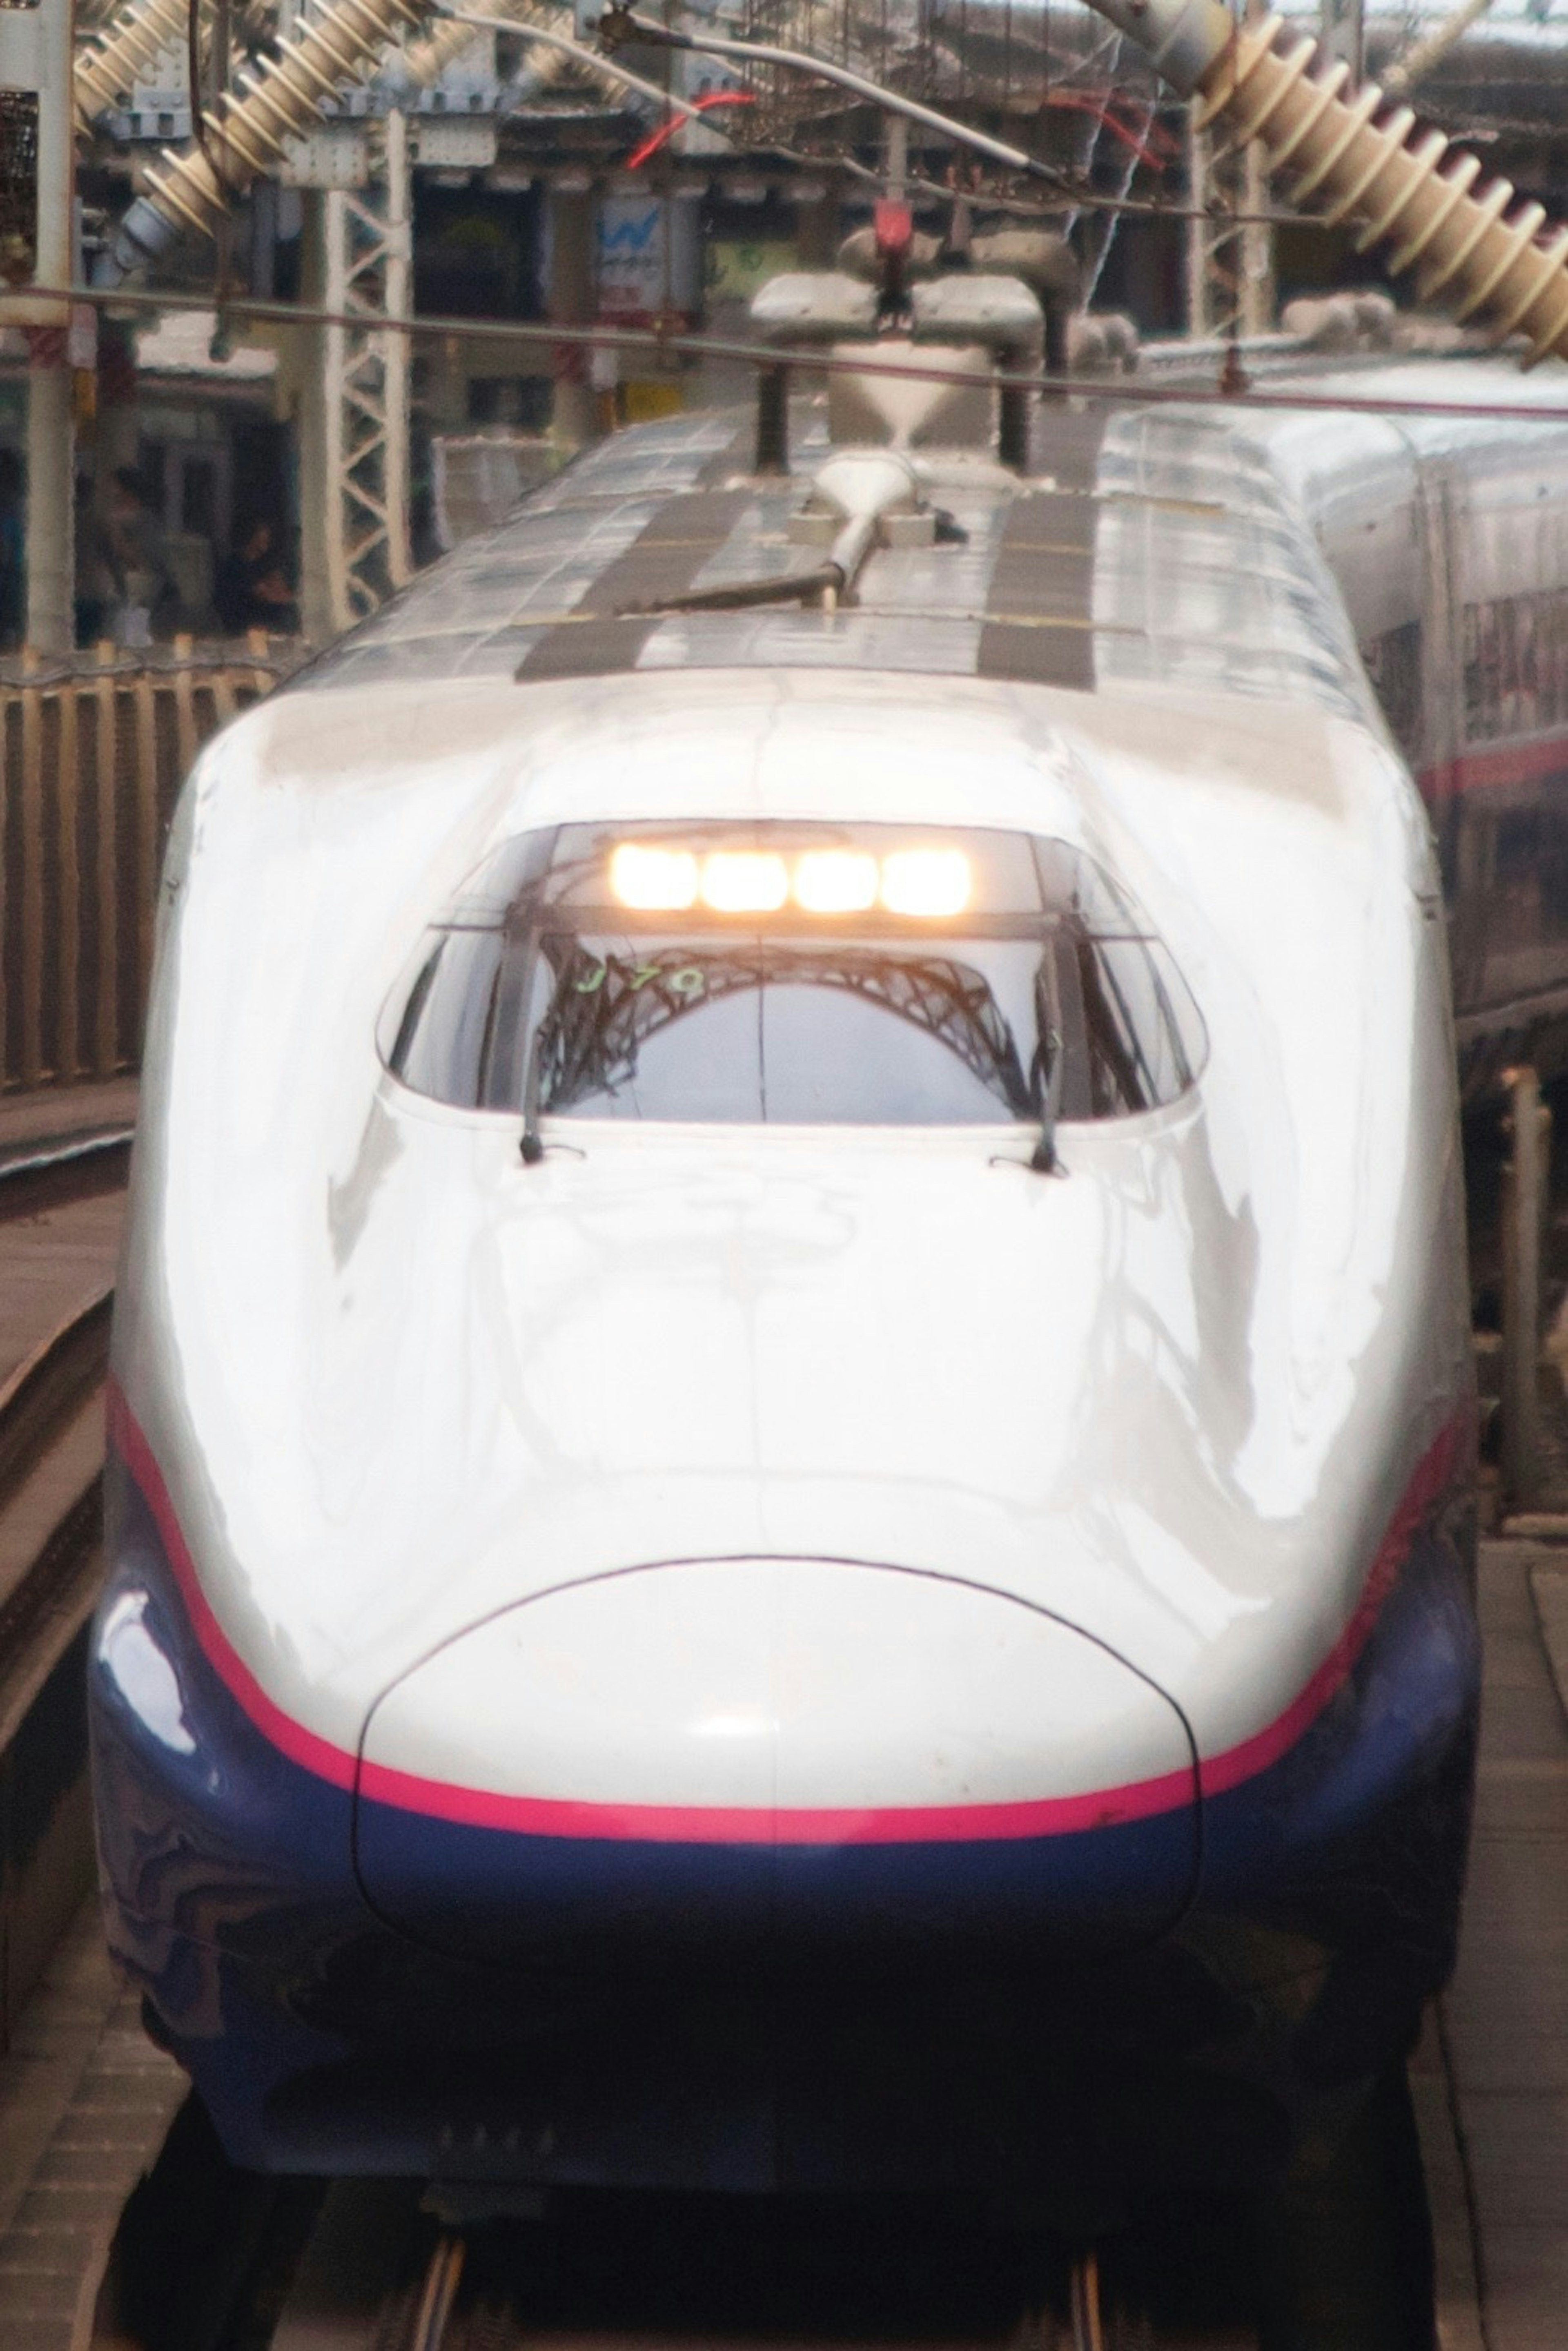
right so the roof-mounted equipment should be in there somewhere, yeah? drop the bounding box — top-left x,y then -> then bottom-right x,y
623,448 -> 956,618
748,270 -> 1044,475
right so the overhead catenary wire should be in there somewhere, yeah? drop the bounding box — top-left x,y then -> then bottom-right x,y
564,16 -> 1357,227
597,0 -> 1568,365
840,159 -> 1318,227
398,0 -> 562,88
78,0 -> 1324,294
1384,0 -> 1499,98
79,0 -> 1568,352
1080,0 -> 1568,365
430,2 -> 722,119
82,0 -> 1568,299
1081,81 -> 1158,300
603,4 -> 1082,189
28,274 -> 1568,428
437,6 -> 1172,208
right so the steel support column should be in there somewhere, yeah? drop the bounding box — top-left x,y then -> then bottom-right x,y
1183,108 -> 1274,341
24,349 -> 73,655
300,109 -> 412,640
548,178 -> 597,450
2,0 -> 76,654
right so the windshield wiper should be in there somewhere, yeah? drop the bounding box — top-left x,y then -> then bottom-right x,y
517,930 -> 547,1164
1031,1026 -> 1066,1175
1030,944 -> 1068,1176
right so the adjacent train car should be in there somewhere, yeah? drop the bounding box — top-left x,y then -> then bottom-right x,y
91,293 -> 1500,2217
1260,364 -> 1568,1084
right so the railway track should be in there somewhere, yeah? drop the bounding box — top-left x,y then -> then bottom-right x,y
0,1122 -> 134,1220
0,1122 -> 131,2056
91,2161 -> 1261,2351
374,2234 -> 1136,2351
74,2036 -> 1444,2351
0,1285 -> 113,1746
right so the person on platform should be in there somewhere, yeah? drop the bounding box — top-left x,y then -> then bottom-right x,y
104,467 -> 180,642
214,517 -> 298,638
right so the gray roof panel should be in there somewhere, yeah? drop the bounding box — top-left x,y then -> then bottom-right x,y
296,391 -> 1383,731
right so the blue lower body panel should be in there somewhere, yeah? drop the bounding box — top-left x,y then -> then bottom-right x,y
91,1454 -> 1478,2202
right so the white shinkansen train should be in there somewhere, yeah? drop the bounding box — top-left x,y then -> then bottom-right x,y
95,267 -> 1564,2219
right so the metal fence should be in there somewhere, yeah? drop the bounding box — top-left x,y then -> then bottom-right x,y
0,637 -> 296,1091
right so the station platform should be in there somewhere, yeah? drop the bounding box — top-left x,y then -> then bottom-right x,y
0,1083 -> 138,1158
1420,1531 -> 1568,2351
0,1080 -> 132,1385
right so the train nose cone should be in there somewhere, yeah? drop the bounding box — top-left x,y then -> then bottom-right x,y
353,1560 -> 1198,1964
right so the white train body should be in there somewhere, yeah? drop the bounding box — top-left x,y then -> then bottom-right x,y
91,361 -> 1502,2204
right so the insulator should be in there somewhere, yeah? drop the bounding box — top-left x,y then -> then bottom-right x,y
398,0 -> 628,106
74,0 -> 195,134
1196,16 -> 1568,365
399,0 -> 550,87
399,6 -> 494,86
131,0 -> 431,248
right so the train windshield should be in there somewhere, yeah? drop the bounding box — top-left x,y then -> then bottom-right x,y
384,822 -> 1204,1128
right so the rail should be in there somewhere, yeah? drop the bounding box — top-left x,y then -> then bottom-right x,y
0,1125 -> 135,1195
0,1286 -> 114,2052
0,1290 -> 114,1747
0,1135 -> 129,2053
0,634 -> 297,1095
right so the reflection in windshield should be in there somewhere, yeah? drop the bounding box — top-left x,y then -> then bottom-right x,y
536,939 -> 1036,1123
383,820 -> 1205,1130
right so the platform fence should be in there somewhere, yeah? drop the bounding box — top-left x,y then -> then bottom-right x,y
0,636 -> 299,1091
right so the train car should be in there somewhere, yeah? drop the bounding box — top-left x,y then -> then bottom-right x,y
1256,364 -> 1568,1088
90,272 -> 1486,2219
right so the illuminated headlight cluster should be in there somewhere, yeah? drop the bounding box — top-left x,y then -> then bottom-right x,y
608,843 -> 971,919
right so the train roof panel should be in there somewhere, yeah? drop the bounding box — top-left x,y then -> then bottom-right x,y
296,396 -> 1375,732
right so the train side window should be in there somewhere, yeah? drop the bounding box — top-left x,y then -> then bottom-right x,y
1463,591 -> 1568,744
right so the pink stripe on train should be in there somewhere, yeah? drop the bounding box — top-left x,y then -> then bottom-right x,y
106,1385 -> 1468,1845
